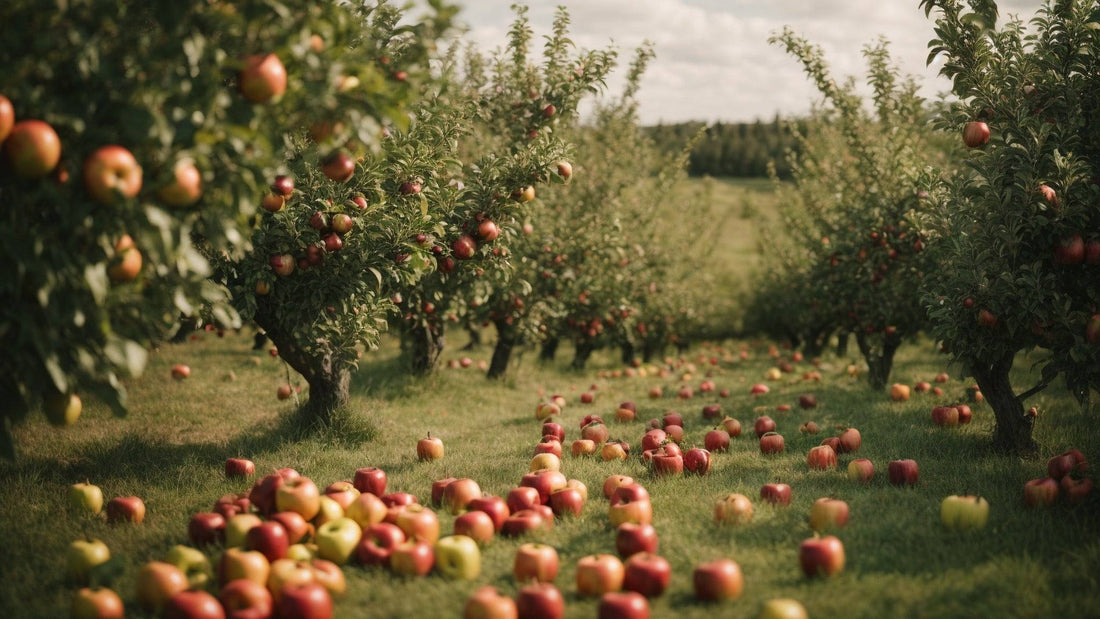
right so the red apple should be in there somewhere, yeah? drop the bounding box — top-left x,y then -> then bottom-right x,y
501,509 -> 549,537
468,495 -> 510,532
246,521 -> 290,563
704,429 -> 730,453
106,496 -> 145,524
838,428 -> 861,453
808,498 -> 850,531
464,586 -> 518,619
759,432 -> 785,454
5,120 -> 61,178
847,459 -> 875,483
353,467 -> 387,496
807,444 -> 837,470
454,510 -> 496,544
693,558 -> 743,602
276,582 -> 333,619
188,512 -> 226,546
444,478 -> 482,515
754,416 -> 776,437
615,523 -> 658,559
238,53 -> 287,103
1023,477 -> 1060,507
962,121 -> 990,148
888,459 -> 919,486
576,554 -> 625,596
516,582 -> 564,619
760,483 -> 792,506
1060,475 -> 1094,505
354,522 -> 405,567
799,535 -> 845,577
218,578 -> 273,619
163,590 -> 224,619
417,433 -> 444,461
622,553 -> 671,598
225,458 -> 255,478
321,151 -> 354,183
389,541 -> 435,576
453,235 -> 478,260
721,417 -> 741,437
514,543 -> 559,583
683,448 -> 711,475
549,487 -> 585,517
323,481 -> 359,511
542,422 -> 565,442
270,511 -> 312,545
84,145 -> 143,205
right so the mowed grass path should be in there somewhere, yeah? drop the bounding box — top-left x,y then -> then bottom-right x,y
3,329 -> 1099,618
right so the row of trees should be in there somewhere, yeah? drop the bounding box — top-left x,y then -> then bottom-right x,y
746,0 -> 1099,455
645,118 -> 803,178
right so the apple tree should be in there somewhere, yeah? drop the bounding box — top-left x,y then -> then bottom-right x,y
757,30 -> 946,389
920,0 -> 1100,454
390,5 -> 615,376
0,0 -> 440,455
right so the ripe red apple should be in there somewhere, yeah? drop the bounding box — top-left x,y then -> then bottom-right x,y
270,511 -> 312,545
549,487 -> 585,517
417,433 -> 444,461
225,458 -> 255,478
239,53 -> 287,103
84,145 -> 143,205
163,589 -> 224,619
354,522 -> 405,566
799,535 -> 845,577
353,467 -> 387,496
246,521 -> 290,563
651,449 -> 684,477
603,475 -> 635,500
157,159 -> 203,207
106,496 -> 145,524
321,151 -> 355,183
576,554 -> 625,596
270,254 -> 295,277
754,416 -> 776,437
760,483 -> 792,506
847,459 -> 875,483
516,582 -> 564,619
5,119 -> 61,178
808,498 -> 849,531
1054,233 -> 1085,265
683,448 -> 711,475
962,121 -> 990,148
888,459 -> 919,486
0,95 -> 13,144
1024,477 -> 1060,507
453,510 -> 496,544
798,394 -> 817,409
622,553 -> 671,597
218,578 -> 273,618
759,432 -> 784,454
807,444 -> 837,470
721,417 -> 741,437
693,558 -> 743,602
597,591 -> 648,619
535,437 -> 564,458
276,582 -> 333,619
501,508 -> 549,537
464,586 -> 517,619
1060,475 -> 1094,505
452,235 -> 478,260
838,428 -> 861,453
331,213 -> 353,235
555,160 -> 572,180
514,543 -> 559,583
188,512 -> 226,547
542,422 -> 565,441
932,405 -> 960,427
444,478 -> 482,515
615,523 -> 658,559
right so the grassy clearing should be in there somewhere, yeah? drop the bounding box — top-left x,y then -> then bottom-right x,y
3,326 -> 1099,618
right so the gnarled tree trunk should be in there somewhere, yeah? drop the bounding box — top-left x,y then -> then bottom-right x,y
401,316 -> 445,376
254,305 -> 350,426
572,341 -> 595,370
971,352 -> 1038,456
461,325 -> 482,351
487,320 -> 520,379
540,337 -> 559,363
855,330 -> 901,391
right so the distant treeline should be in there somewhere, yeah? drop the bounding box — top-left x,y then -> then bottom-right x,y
642,116 -> 806,179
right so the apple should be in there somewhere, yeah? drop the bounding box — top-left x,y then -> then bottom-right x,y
721,417 -> 742,437
754,416 -> 776,437
848,459 -> 875,483
450,509 -> 494,543
889,383 -> 911,401
567,479 -> 588,501
535,401 -> 562,421
225,514 -> 263,548
535,436 -> 564,458
799,422 -> 820,434
323,481 -> 360,511
714,493 -> 753,525
576,554 -> 626,596
444,478 -> 482,515
838,428 -> 861,453
321,151 -> 355,183
1024,477 -> 1060,506
395,504 -> 440,544
931,405 -> 960,427
83,145 -> 143,205
164,544 -> 213,590
238,53 -> 287,102
554,160 -> 573,180
517,582 -> 564,619
315,517 -> 362,565
68,482 -> 104,516
759,432 -> 785,454
760,483 -> 792,506
135,561 -> 188,612
962,121 -> 990,147
521,469 -> 568,503
940,495 -> 989,530
888,460 -> 919,486
623,553 -> 671,597
218,578 -> 273,619
549,487 -> 585,517
44,392 -> 82,426
956,404 -> 973,424
5,119 -> 61,178
106,496 -> 145,524
758,598 -> 809,619
390,540 -> 435,576
799,535 -> 845,577
651,448 -> 684,477
641,430 -> 667,452
798,394 -> 817,409
0,95 -> 13,143
345,491 -> 387,530
249,469 -> 293,516
693,558 -> 743,602
417,433 -> 444,460
276,582 -> 333,619
218,548 -> 270,587
660,412 -> 683,428
611,523 -> 660,562
245,521 -> 289,563
157,159 -> 203,207
434,535 -> 481,580
162,589 -> 224,619
270,511 -> 312,545
1060,475 -> 1094,504
750,383 -> 770,396
453,235 -> 478,259
225,458 -> 255,478
807,444 -> 837,470
820,436 -> 841,452
331,213 -> 354,235
683,448 -> 712,475
67,538 -> 111,584
809,498 -> 849,531
704,429 -> 730,453
468,495 -> 510,532
663,425 -> 684,443
542,421 -> 565,441
1054,233 -> 1085,264
507,486 -> 543,513
581,422 -> 610,444
602,441 -> 629,461
1048,450 -> 1087,479
352,521 -> 404,566
286,543 -> 318,562
514,543 -> 559,584
188,512 -> 226,546
71,587 -> 125,619
603,475 -> 635,500
502,508 -> 551,536
598,591 -> 648,618
464,586 -> 518,619
276,477 -> 321,521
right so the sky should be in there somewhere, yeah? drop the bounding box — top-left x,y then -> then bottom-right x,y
448,0 -> 1046,125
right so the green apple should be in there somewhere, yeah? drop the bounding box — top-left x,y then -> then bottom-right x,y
758,598 -> 809,619
940,495 -> 989,531
434,535 -> 481,580
44,393 -> 82,426
225,513 -> 264,548
165,544 -> 213,588
68,482 -> 104,516
67,539 -> 110,584
315,517 -> 362,565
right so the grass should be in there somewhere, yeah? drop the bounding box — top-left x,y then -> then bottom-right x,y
3,325 -> 1099,618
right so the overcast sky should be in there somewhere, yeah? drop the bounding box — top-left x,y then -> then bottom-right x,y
450,0 -> 1046,124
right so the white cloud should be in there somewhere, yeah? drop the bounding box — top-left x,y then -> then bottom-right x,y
451,0 -> 1046,123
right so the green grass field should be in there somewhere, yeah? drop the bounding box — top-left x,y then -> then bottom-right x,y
4,323 -> 1099,618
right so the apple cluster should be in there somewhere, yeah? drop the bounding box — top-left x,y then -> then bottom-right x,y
1024,449 -> 1093,507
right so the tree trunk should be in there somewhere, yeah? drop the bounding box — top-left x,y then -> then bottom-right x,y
170,315 -> 199,343
254,306 -> 350,426
971,352 -> 1038,456
855,331 -> 900,391
642,337 -> 662,363
572,341 -> 595,370
621,342 -> 636,366
836,331 -> 850,357
487,320 -> 518,379
402,317 -> 445,376
803,327 -> 828,359
540,338 -> 559,363
461,325 -> 482,351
